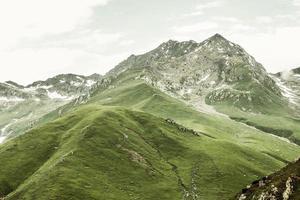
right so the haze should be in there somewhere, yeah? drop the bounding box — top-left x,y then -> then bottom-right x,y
0,0 -> 300,85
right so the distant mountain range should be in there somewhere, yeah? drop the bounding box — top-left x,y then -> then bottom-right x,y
0,73 -> 101,142
0,34 -> 299,200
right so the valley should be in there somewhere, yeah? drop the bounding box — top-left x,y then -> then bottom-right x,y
0,34 -> 299,200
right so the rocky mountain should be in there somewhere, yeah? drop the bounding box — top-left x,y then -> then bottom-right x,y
0,76 -> 299,200
0,82 -> 31,108
0,34 -> 299,200
25,73 -> 100,99
107,34 -> 285,115
236,158 -> 300,200
271,67 -> 300,114
0,73 -> 101,143
102,34 -> 300,145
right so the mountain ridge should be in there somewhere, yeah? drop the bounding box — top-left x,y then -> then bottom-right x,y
106,34 -> 284,114
0,73 -> 102,143
0,34 -> 300,200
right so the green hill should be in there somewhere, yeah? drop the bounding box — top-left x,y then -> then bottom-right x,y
0,34 -> 300,200
1,72 -> 300,199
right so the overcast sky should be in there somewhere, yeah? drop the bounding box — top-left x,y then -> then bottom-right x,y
0,0 -> 300,85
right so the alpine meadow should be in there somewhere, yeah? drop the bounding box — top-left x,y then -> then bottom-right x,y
0,1 -> 300,200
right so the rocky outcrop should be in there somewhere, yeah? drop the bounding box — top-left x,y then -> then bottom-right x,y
235,159 -> 300,200
106,34 -> 287,113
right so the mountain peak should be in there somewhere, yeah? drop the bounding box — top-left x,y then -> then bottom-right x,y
196,33 -> 248,57
4,81 -> 24,89
204,33 -> 232,45
164,39 -> 178,45
87,73 -> 102,80
150,39 -> 200,58
207,33 -> 228,42
160,39 -> 197,48
292,67 -> 300,74
211,33 -> 226,39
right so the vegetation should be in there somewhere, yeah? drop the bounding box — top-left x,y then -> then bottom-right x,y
0,35 -> 299,200
1,73 -> 299,199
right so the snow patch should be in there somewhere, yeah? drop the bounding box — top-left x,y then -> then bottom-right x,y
0,96 -> 25,102
40,85 -> 53,90
1,123 -> 11,134
281,70 -> 294,80
24,84 -> 52,92
47,91 -> 73,100
293,74 -> 300,78
0,119 -> 18,143
76,76 -> 84,81
200,74 -> 210,82
273,77 -> 299,105
23,86 -> 38,92
187,88 -> 192,94
0,136 -> 6,144
86,80 -> 96,87
70,81 -> 82,87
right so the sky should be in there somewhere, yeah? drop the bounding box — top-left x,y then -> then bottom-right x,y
0,0 -> 300,85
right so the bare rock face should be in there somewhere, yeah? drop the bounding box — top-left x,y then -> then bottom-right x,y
0,73 -> 102,141
283,177 -> 294,200
235,159 -> 300,200
107,34 -> 289,114
272,67 -> 300,116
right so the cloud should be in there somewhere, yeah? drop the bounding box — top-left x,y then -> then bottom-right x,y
0,47 -> 127,85
20,29 -> 124,52
180,1 -> 222,18
181,11 -> 204,17
195,1 -> 223,10
0,0 -> 111,49
293,0 -> 300,6
0,0 -> 120,84
255,16 -> 273,24
231,24 -> 255,32
0,0 -> 299,84
173,22 -> 218,33
230,26 -> 300,72
119,40 -> 136,46
212,17 -> 240,23
275,14 -> 296,20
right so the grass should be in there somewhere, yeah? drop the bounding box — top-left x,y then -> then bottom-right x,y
217,105 -> 300,143
1,106 -> 181,199
1,105 -> 299,200
0,69 -> 300,199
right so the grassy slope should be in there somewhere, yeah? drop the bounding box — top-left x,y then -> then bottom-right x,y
0,99 -> 69,139
0,104 -> 298,200
87,70 -> 300,198
216,105 -> 300,144
0,70 -> 300,199
0,106 -> 187,200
